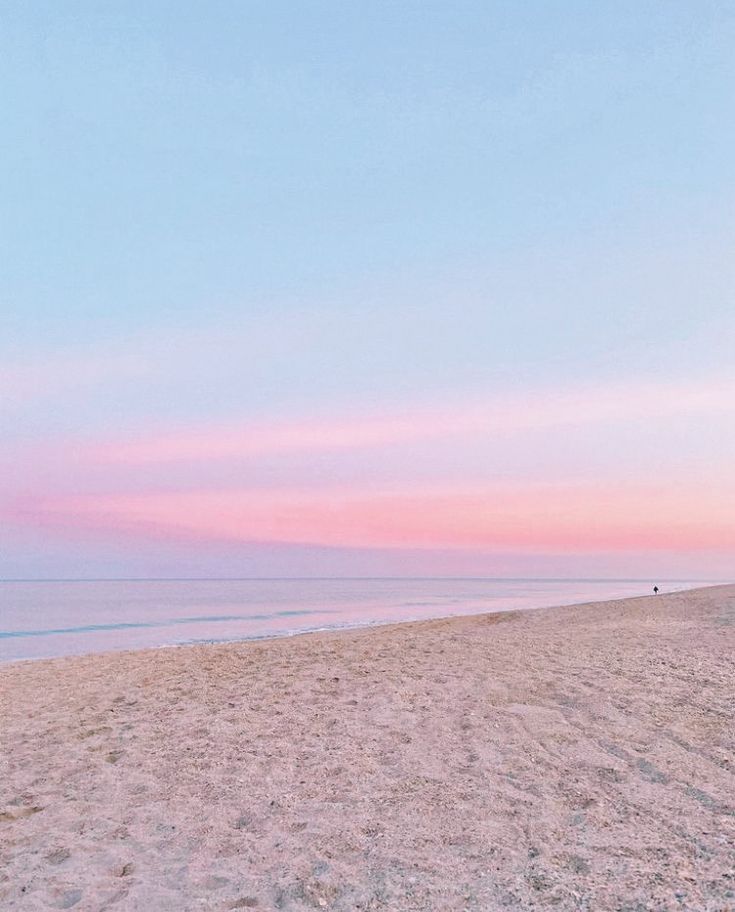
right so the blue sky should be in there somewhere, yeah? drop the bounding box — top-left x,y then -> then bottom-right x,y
1,2 -> 734,577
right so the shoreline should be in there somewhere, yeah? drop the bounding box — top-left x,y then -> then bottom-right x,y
1,581 -> 727,669
2,583 -> 734,911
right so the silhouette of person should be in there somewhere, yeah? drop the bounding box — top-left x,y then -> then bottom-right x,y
653,586 -> 659,594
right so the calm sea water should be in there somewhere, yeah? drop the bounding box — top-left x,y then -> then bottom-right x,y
0,578 -> 712,663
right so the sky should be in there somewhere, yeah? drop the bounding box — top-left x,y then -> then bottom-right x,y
1,1 -> 734,579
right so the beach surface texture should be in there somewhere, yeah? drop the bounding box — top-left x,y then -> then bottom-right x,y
1,584 -> 734,911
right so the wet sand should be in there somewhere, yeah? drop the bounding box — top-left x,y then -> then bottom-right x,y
1,584 -> 734,911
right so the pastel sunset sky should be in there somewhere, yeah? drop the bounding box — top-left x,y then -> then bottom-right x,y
2,1 -> 734,579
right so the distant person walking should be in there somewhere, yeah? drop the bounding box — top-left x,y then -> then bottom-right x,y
653,586 -> 659,594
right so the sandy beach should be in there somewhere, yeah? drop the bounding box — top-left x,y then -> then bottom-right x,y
1,584 -> 733,912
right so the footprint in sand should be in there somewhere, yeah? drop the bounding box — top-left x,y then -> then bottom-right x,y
203,875 -> 230,890
0,805 -> 44,822
685,785 -> 723,811
46,848 -> 71,865
53,889 -> 83,909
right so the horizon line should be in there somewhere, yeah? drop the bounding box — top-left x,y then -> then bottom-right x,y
0,576 -> 728,584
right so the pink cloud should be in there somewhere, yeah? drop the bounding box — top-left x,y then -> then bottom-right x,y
77,374 -> 735,465
4,373 -> 734,565
12,481 -> 734,554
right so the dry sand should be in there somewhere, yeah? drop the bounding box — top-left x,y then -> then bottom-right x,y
1,584 -> 734,912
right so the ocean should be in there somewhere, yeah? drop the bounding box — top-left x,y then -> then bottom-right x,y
0,577 -> 712,663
